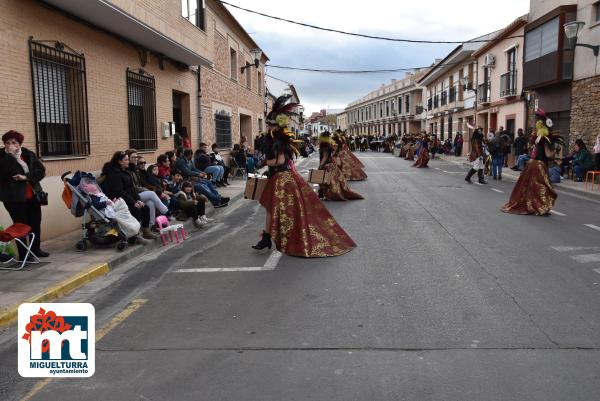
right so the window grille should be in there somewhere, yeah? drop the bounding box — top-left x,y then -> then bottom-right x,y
215,110 -> 232,148
126,69 -> 157,151
29,38 -> 90,157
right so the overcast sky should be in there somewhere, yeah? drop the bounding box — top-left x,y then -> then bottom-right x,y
224,0 -> 530,115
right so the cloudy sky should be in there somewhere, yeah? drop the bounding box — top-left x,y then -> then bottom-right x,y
223,0 -> 530,115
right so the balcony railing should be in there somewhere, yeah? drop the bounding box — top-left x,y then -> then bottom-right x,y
441,91 -> 447,106
433,96 -> 439,109
500,70 -> 517,97
416,105 -> 424,115
427,99 -> 432,111
478,82 -> 490,104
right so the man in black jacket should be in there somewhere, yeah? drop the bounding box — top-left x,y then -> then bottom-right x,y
209,143 -> 230,185
194,143 -> 225,187
511,129 -> 527,170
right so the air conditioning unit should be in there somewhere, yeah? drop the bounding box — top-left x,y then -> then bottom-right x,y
484,54 -> 496,67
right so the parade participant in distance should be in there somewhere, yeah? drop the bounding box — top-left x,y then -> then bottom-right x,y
334,131 -> 367,181
412,133 -> 430,168
501,109 -> 562,215
318,132 -> 364,201
252,95 -> 356,257
465,128 -> 487,184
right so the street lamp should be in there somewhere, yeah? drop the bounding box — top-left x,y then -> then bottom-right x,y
564,21 -> 599,56
241,48 -> 263,73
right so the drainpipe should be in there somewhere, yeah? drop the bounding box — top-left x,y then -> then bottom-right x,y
196,66 -> 203,146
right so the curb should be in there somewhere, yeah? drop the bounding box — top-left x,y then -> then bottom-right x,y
0,263 -> 109,329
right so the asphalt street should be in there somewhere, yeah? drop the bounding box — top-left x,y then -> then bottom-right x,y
2,152 -> 600,401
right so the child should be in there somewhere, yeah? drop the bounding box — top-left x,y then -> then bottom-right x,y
175,182 -> 213,227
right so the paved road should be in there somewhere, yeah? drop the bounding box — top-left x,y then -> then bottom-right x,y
2,153 -> 600,401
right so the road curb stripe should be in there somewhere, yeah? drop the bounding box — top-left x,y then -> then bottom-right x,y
0,263 -> 109,329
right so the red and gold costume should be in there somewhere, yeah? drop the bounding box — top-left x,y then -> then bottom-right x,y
254,96 -> 356,257
319,134 -> 363,201
334,133 -> 367,181
412,135 -> 430,168
502,109 -> 559,215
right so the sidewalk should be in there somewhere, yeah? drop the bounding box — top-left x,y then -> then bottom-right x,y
0,175 -> 249,328
437,154 -> 600,196
0,155 -> 315,329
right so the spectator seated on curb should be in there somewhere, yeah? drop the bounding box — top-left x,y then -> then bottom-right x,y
125,150 -> 170,227
101,151 -> 156,240
157,154 -> 172,179
174,149 -> 229,208
210,143 -> 231,186
165,172 -> 184,215
194,143 -> 226,187
572,139 -> 594,182
175,181 -> 213,227
146,164 -> 175,211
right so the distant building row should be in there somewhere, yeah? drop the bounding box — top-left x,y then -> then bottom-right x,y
340,0 -> 600,157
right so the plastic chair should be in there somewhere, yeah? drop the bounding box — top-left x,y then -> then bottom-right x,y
0,223 -> 41,270
585,171 -> 600,191
155,216 -> 186,246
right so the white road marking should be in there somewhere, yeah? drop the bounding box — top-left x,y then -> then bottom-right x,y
550,210 -> 567,216
434,167 -> 440,170
551,246 -> 600,252
174,250 -> 282,273
594,268 -> 600,275
264,250 -> 283,270
490,188 -> 504,193
584,224 -> 600,232
570,253 -> 600,264
474,182 -> 484,186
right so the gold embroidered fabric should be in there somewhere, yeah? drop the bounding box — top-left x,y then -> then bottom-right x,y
501,160 -> 556,215
320,163 -> 364,201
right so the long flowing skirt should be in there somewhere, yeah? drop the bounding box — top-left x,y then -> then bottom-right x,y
339,150 -> 368,181
259,170 -> 356,257
320,163 -> 364,201
343,145 -> 364,168
399,147 -> 407,158
404,149 -> 415,161
501,160 -> 556,215
412,149 -> 430,168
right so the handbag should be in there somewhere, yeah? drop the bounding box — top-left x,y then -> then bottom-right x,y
35,190 -> 49,206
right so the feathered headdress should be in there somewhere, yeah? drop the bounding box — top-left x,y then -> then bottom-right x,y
266,95 -> 300,129
319,131 -> 335,145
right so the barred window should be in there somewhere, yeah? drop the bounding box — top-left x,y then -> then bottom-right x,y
29,39 -> 90,157
127,69 -> 157,151
215,110 -> 232,148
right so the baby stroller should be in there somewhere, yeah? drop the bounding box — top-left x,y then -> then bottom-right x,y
61,171 -> 128,251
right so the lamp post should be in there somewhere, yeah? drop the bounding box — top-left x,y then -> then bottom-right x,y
241,48 -> 263,73
564,21 -> 599,57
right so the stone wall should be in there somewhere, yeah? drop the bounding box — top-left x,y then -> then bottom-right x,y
570,75 -> 600,148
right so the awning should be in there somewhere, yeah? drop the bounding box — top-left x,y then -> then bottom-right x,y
42,0 -> 213,67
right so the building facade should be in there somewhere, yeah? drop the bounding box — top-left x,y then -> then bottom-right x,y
346,71 -> 426,137
0,0 -> 266,238
472,16 -> 528,164
523,3 -> 577,146
417,33 -> 497,155
336,112 -> 348,131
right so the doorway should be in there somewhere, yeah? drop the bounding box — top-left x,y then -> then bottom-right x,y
172,91 -> 191,148
240,113 -> 252,144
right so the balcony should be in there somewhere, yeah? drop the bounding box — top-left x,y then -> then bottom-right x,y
427,99 -> 432,111
500,70 -> 517,97
416,105 -> 424,115
441,91 -> 447,106
433,96 -> 439,109
478,82 -> 490,104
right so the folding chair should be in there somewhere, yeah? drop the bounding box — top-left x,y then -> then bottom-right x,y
230,157 -> 247,180
0,223 -> 41,271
